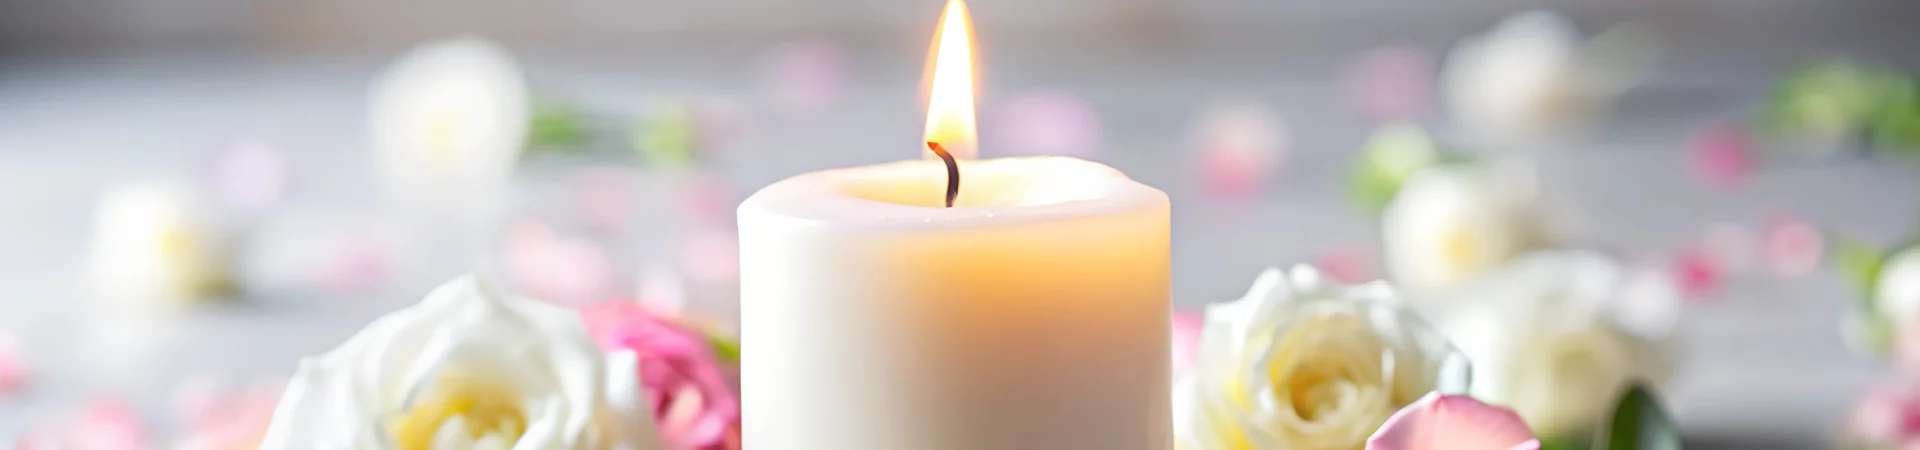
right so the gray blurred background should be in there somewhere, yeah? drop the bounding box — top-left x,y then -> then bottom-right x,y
3,0 -> 1920,448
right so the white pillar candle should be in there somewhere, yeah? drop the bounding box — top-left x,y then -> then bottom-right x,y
739,155 -> 1171,450
740,2 -> 1170,447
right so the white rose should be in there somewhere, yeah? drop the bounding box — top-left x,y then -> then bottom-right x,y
1875,247 -> 1920,326
259,276 -> 661,450
1381,165 -> 1544,293
88,179 -> 235,305
370,36 -> 529,212
1428,251 -> 1678,437
1442,10 -> 1657,148
1174,266 -> 1468,450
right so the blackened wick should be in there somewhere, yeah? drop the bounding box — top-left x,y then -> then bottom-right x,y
926,141 -> 959,208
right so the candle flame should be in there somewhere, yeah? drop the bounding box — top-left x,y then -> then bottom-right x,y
923,0 -> 977,160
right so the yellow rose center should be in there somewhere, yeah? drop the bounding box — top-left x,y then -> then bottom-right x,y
1439,226 -> 1480,272
390,372 -> 527,450
1257,315 -> 1415,449
426,108 -> 462,163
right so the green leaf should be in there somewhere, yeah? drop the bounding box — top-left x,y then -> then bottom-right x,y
1597,383 -> 1682,450
1832,237 -> 1887,302
631,101 -> 700,168
1347,123 -> 1440,214
1538,434 -> 1594,450
1757,60 -> 1893,143
1869,77 -> 1920,155
527,99 -> 593,151
707,331 -> 741,365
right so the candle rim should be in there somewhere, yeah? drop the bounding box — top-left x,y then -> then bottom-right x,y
739,156 -> 1166,231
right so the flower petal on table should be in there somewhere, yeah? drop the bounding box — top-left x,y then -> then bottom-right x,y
1367,392 -> 1540,450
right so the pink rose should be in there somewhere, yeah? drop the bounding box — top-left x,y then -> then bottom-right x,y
585,301 -> 741,450
1367,392 -> 1540,450
1849,384 -> 1920,447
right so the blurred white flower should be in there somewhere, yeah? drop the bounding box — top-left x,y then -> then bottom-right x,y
1875,248 -> 1920,333
1381,164 -> 1547,293
1175,266 -> 1467,450
1442,10 -> 1658,148
259,276 -> 661,450
88,180 -> 235,306
370,36 -> 530,213
1426,251 -> 1679,438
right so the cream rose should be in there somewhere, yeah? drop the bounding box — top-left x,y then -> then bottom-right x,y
88,179 -> 235,306
1426,251 -> 1678,438
1381,164 -> 1547,293
1876,247 -> 1920,329
1441,10 -> 1657,148
259,276 -> 661,450
1175,266 -> 1468,450
369,36 -> 529,213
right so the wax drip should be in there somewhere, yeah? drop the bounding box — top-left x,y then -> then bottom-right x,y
926,141 -> 959,208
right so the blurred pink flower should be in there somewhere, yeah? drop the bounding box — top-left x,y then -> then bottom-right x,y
993,90 -> 1102,159
680,173 -> 740,225
1673,246 -> 1723,302
1848,384 -> 1920,448
1170,310 -> 1204,374
0,332 -> 27,395
1315,247 -> 1377,284
1688,125 -> 1754,191
1764,216 -> 1823,278
319,233 -> 394,293
1367,392 -> 1540,450
16,399 -> 149,450
1192,99 -> 1288,199
173,379 -> 282,450
681,228 -> 740,284
1344,46 -> 1436,121
584,301 -> 741,450
505,220 -> 619,305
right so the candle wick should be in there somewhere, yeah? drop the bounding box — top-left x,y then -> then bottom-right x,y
926,141 -> 959,208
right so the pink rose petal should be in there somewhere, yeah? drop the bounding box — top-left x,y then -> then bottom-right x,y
1673,247 -> 1724,302
637,266 -> 689,316
72,399 -> 149,450
0,332 -> 27,395
171,374 -> 224,426
680,174 -> 740,226
1192,100 -> 1288,199
1764,216 -> 1823,278
1893,317 -> 1920,382
1368,392 -> 1540,450
320,234 -> 394,293
1343,46 -> 1436,121
681,228 -> 740,284
505,220 -> 618,305
1315,247 -> 1376,284
992,90 -> 1102,159
1850,384 -> 1920,445
174,379 -> 282,450
1688,124 -> 1755,191
597,313 -> 740,449
1170,310 -> 1204,374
